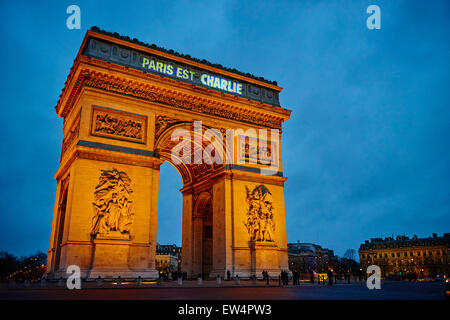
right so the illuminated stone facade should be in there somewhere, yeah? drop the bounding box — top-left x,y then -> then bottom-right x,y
155,244 -> 181,277
46,28 -> 291,279
359,233 -> 450,278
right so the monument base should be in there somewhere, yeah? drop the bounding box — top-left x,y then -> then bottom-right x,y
87,268 -> 159,280
210,242 -> 289,279
86,238 -> 158,280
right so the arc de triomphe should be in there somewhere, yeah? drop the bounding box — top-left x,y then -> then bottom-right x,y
46,27 -> 291,280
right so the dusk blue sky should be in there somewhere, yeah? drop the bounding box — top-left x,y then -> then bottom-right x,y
0,1 -> 449,258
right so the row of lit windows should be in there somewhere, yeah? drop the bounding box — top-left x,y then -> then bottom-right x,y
361,249 -> 447,259
386,259 -> 447,266
156,260 -> 178,264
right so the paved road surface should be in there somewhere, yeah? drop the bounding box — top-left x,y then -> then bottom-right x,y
0,281 -> 445,300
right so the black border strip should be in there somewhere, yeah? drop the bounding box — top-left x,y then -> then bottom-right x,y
77,140 -> 159,158
226,164 -> 283,177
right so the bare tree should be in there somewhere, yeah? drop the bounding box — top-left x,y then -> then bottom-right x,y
344,249 -> 356,261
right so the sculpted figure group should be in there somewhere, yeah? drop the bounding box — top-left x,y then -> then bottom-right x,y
94,113 -> 143,140
244,185 -> 276,242
91,168 -> 134,237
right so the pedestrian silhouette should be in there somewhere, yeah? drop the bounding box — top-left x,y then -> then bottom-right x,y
327,270 -> 333,286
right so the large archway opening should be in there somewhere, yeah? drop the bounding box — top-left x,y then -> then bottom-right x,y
154,122 -> 224,279
156,162 -> 182,278
193,192 -> 213,279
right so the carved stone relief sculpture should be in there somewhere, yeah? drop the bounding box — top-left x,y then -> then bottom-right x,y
244,185 -> 275,242
91,106 -> 146,144
155,115 -> 181,141
91,168 -> 134,239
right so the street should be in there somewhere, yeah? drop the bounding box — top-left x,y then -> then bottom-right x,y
0,281 -> 446,300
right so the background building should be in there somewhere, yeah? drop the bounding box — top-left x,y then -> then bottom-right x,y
155,244 -> 182,278
288,242 -> 338,274
288,242 -> 361,280
359,233 -> 450,278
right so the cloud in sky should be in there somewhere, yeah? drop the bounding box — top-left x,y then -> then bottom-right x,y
0,0 -> 449,257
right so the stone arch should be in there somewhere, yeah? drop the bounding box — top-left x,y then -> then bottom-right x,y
155,122 -> 225,187
155,122 -> 223,278
192,191 -> 213,278
46,29 -> 291,281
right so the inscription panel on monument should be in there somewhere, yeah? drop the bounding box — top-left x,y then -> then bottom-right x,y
90,106 -> 147,144
84,36 -> 280,106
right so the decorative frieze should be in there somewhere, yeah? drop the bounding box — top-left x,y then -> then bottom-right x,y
155,115 -> 182,141
80,70 -> 282,129
91,106 -> 147,144
237,135 -> 277,166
